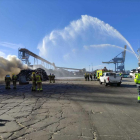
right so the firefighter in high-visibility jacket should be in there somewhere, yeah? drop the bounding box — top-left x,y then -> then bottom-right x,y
87,73 -> 89,81
12,74 -> 17,89
5,75 -> 11,89
134,69 -> 140,103
48,73 -> 52,83
90,73 -> 93,81
84,73 -> 87,81
94,73 -> 96,80
52,74 -> 55,83
31,72 -> 36,91
36,72 -> 43,91
135,73 -> 138,78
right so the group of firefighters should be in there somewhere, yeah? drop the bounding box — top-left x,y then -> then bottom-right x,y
5,74 -> 17,89
4,70 -> 140,103
5,72 -> 55,92
84,73 -> 96,81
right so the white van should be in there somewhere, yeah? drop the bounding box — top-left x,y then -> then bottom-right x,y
130,69 -> 137,78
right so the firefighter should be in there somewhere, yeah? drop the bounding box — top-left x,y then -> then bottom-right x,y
52,74 -> 55,83
84,73 -> 87,81
134,69 -> 140,103
36,72 -> 43,91
94,73 -> 96,80
49,73 -> 52,83
135,73 -> 138,78
5,75 -> 11,89
90,73 -> 92,81
12,74 -> 17,89
87,73 -> 89,81
31,72 -> 36,91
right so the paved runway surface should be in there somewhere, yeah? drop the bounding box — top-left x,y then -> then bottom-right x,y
0,78 -> 139,140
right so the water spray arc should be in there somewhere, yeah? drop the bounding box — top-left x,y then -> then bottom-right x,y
38,15 -> 138,68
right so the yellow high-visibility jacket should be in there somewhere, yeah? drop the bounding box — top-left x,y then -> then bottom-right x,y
5,77 -> 11,82
32,74 -> 36,82
12,75 -> 17,81
134,74 -> 140,84
36,74 -> 41,83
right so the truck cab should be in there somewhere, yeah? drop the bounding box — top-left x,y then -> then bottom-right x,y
96,70 -> 110,80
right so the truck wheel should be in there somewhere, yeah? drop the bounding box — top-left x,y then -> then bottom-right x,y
104,80 -> 108,86
99,80 -> 102,85
117,83 -> 121,86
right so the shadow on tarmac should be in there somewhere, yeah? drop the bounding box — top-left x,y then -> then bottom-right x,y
0,81 -> 138,107
121,84 -> 136,88
106,84 -> 136,88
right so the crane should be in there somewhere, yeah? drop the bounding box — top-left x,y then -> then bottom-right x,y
102,45 -> 127,73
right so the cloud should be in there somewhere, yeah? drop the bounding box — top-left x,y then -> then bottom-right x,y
0,51 -> 6,58
0,42 -> 24,49
83,46 -> 89,50
38,15 -> 137,68
72,49 -> 77,54
63,53 -> 70,60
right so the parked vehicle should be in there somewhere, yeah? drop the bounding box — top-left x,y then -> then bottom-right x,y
96,70 -> 111,80
99,72 -> 122,86
117,73 -> 130,78
123,74 -> 130,78
129,69 -> 137,78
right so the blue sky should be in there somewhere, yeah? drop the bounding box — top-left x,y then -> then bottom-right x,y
0,0 -> 140,71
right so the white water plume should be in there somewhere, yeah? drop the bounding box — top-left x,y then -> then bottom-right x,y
0,55 -> 28,80
38,15 -> 137,68
84,44 -> 136,55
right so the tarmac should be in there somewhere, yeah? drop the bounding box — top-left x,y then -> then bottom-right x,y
0,78 -> 139,140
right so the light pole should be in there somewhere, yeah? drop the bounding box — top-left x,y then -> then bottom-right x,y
89,65 -> 90,72
91,63 -> 93,72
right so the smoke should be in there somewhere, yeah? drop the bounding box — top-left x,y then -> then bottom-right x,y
0,55 -> 28,80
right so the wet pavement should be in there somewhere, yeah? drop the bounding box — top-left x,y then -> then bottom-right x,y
0,78 -> 139,140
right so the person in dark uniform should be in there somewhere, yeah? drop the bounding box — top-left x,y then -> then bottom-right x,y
12,74 -> 17,89
94,73 -> 96,80
90,73 -> 92,81
5,75 -> 11,89
87,73 -> 89,81
84,73 -> 87,81
31,72 -> 36,91
52,74 -> 55,83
